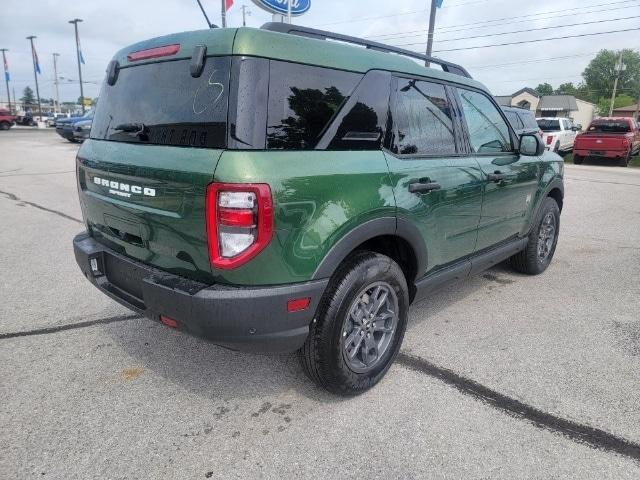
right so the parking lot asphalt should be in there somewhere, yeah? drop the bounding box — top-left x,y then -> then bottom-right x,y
1,129 -> 639,479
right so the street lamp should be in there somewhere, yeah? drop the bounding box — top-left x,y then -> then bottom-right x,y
69,18 -> 85,114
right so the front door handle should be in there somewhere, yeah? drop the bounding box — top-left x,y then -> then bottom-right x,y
487,171 -> 509,182
408,181 -> 441,193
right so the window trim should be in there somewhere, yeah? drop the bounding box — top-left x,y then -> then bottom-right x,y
387,74 -> 463,160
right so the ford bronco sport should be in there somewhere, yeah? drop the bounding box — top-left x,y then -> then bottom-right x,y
73,24 -> 563,395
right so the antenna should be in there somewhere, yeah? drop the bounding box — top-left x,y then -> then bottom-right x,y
195,0 -> 218,28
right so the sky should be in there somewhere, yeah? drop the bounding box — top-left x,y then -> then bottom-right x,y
1,0 -> 639,104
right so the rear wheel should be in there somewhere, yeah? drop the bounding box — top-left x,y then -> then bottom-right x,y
619,151 -> 631,167
573,154 -> 583,165
553,141 -> 560,153
0,121 -> 10,130
510,197 -> 560,275
300,252 -> 409,395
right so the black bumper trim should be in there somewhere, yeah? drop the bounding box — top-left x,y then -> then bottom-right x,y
73,232 -> 329,353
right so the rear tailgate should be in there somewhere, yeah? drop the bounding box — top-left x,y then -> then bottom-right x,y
77,141 -> 223,283
575,134 -> 627,151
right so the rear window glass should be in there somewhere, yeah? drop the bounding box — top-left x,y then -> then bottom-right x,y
267,61 -> 361,150
91,57 -> 230,148
504,111 -> 523,130
537,119 -> 560,131
519,111 -> 538,129
587,120 -> 631,133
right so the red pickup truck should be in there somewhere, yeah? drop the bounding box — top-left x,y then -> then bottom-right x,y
573,117 -> 640,167
0,109 -> 16,130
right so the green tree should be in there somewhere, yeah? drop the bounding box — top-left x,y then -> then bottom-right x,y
596,94 -> 635,116
582,49 -> 640,103
555,82 -> 578,95
21,86 -> 35,105
535,83 -> 554,95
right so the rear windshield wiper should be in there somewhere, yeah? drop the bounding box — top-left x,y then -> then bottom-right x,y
114,122 -> 146,133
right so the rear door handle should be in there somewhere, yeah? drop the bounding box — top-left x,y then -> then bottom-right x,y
487,171 -> 509,182
408,181 -> 441,193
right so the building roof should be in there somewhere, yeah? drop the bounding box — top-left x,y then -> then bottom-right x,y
494,96 -> 513,106
537,95 -> 578,111
612,103 -> 640,112
511,87 -> 540,98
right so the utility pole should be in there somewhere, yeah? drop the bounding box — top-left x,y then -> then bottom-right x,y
609,51 -> 625,117
221,0 -> 227,27
425,0 -> 438,67
287,0 -> 292,24
241,4 -> 251,26
1,49 -> 11,113
53,53 -> 60,114
69,18 -> 85,114
26,36 -> 42,119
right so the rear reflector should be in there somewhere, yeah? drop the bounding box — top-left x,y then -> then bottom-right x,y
287,297 -> 311,313
218,208 -> 255,228
160,315 -> 178,328
127,44 -> 180,62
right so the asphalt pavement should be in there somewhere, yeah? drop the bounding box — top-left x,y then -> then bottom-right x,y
1,129 -> 639,479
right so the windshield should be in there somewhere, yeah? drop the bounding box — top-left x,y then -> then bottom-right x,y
91,57 -> 230,148
537,119 -> 560,132
587,120 -> 631,133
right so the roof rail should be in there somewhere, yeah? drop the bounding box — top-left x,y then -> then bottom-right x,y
261,22 -> 472,79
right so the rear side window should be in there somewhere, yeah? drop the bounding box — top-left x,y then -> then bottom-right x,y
267,61 -> 361,150
458,88 -> 512,153
504,111 -> 523,130
392,78 -> 456,155
91,57 -> 230,148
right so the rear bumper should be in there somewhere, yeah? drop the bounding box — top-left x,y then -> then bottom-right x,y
73,232 -> 328,353
574,149 -> 628,159
56,127 -> 74,140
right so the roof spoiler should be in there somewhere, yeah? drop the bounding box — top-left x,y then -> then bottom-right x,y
261,22 -> 472,79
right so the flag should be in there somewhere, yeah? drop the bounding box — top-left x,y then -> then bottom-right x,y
436,0 -> 444,7
31,43 -> 41,74
75,30 -> 85,64
3,55 -> 9,82
225,0 -> 234,11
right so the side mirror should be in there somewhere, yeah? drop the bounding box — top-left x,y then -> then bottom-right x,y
519,133 -> 545,156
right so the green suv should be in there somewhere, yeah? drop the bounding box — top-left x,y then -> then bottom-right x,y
73,23 -> 563,395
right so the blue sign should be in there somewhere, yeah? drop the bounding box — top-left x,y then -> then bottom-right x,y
251,0 -> 311,16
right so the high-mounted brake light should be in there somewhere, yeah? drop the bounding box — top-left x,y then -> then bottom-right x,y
206,183 -> 273,269
127,44 -> 180,62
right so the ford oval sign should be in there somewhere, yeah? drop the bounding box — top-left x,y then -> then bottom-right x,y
251,0 -> 311,16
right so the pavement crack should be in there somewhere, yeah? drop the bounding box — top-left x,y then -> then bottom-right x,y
0,189 -> 83,224
396,352 -> 640,462
565,176 -> 640,187
0,313 -> 142,340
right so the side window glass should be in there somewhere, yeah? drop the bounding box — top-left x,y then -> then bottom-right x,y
458,89 -> 512,153
505,111 -> 523,130
393,78 -> 456,155
266,61 -> 361,150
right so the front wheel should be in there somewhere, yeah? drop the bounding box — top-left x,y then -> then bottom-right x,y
300,252 -> 409,395
510,197 -> 560,275
573,154 -> 583,165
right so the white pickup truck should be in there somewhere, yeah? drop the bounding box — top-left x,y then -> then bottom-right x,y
537,117 -> 579,154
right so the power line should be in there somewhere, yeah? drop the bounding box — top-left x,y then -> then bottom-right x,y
432,27 -> 640,53
367,0 -> 640,39
389,14 -> 640,46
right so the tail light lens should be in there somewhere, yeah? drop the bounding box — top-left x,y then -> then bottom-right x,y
205,183 -> 273,269
546,135 -> 554,145
621,138 -> 630,148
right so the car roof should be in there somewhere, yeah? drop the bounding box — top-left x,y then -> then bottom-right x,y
112,26 -> 487,93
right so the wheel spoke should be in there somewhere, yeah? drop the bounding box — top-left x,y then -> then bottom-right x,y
346,334 -> 364,360
363,335 -> 378,365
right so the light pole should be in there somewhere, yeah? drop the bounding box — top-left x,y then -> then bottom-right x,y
53,53 -> 60,114
221,0 -> 227,27
609,51 -> 625,117
425,0 -> 438,67
287,0 -> 292,24
241,4 -> 251,26
69,18 -> 85,114
1,48 -> 11,113
26,36 -> 42,119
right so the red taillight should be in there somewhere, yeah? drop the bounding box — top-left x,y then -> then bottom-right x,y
160,316 -> 178,328
127,44 -> 180,62
205,183 -> 273,270
287,297 -> 311,312
546,135 -> 554,145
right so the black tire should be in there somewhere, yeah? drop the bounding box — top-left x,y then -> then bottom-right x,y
553,141 -> 560,153
573,154 -> 583,165
300,251 -> 409,395
510,197 -> 560,275
0,121 -> 10,130
619,151 -> 631,167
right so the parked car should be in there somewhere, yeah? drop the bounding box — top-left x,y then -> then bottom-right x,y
47,113 -> 68,127
502,106 -> 541,138
573,117 -> 640,167
537,117 -> 578,154
73,24 -> 563,395
56,111 -> 93,142
0,109 -> 16,130
71,118 -> 92,142
15,114 -> 36,126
